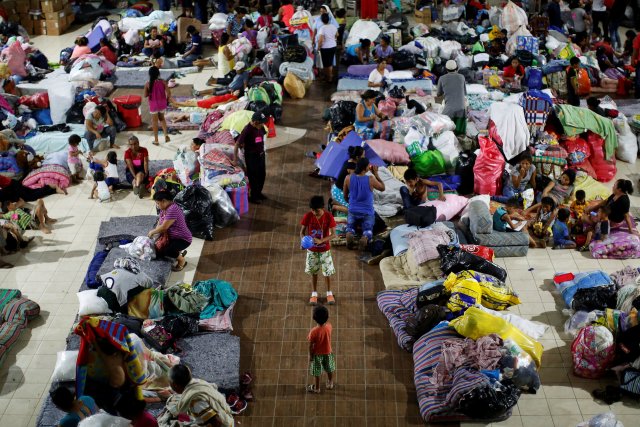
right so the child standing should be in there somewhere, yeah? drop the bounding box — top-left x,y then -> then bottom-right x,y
300,195 -> 337,305
570,189 -> 587,220
144,66 -> 171,146
90,171 -> 112,202
68,134 -> 84,183
307,306 -> 335,394
335,8 -> 346,47
89,151 -> 120,193
552,208 -> 576,249
579,206 -> 610,251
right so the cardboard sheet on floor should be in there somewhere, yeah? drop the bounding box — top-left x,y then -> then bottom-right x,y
315,131 -> 385,179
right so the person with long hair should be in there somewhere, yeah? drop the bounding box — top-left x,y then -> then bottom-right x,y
143,66 -> 171,145
583,179 -> 638,235
97,37 -> 117,65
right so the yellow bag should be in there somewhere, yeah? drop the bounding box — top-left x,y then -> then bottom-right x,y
450,306 -> 543,367
558,44 -> 576,60
455,270 -> 521,311
488,26 -> 502,41
284,72 -> 306,99
446,275 -> 482,315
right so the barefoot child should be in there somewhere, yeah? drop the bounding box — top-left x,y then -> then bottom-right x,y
2,197 -> 55,234
307,306 -> 335,394
144,66 -> 171,145
68,134 -> 84,183
300,195 -> 336,305
579,206 -> 610,251
552,208 -> 576,249
90,171 -> 112,202
400,168 -> 446,209
89,151 -> 120,193
525,196 -> 557,248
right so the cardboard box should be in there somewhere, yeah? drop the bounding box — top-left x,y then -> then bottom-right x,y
44,17 -> 64,35
40,0 -> 65,14
43,8 -> 66,21
177,17 -> 201,43
414,8 -> 431,25
65,12 -> 75,29
32,24 -> 45,36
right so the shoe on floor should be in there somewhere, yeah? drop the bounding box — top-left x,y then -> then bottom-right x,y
326,294 -> 335,305
309,294 -> 318,305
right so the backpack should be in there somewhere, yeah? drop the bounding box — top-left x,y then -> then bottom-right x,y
404,206 -> 437,228
247,86 -> 271,105
283,44 -> 307,63
571,325 -> 615,379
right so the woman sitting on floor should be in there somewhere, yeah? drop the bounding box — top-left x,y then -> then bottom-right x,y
582,179 -> 638,235
124,135 -> 149,198
148,191 -> 192,272
354,89 -> 387,140
525,169 -> 576,214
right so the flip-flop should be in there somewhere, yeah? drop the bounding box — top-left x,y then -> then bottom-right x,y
152,141 -> 160,146
172,261 -> 187,272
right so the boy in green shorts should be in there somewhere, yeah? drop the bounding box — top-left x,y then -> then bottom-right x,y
300,195 -> 336,305
307,306 -> 335,393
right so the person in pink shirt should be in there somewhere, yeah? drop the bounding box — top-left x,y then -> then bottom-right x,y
71,36 -> 91,59
143,66 -> 171,145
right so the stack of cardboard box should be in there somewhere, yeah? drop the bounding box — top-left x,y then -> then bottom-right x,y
11,0 -> 75,36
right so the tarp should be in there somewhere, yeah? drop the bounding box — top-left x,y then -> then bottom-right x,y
315,131 -> 385,179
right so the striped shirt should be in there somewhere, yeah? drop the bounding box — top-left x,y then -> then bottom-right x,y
3,209 -> 32,231
160,203 -> 192,243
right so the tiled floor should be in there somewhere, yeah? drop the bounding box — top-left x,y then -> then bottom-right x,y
2,8 -> 640,427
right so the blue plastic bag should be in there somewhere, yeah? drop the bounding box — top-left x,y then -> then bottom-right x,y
527,68 -> 542,90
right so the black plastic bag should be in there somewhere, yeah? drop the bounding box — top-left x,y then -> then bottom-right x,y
66,101 -> 86,124
159,313 -> 200,338
392,51 -> 416,70
174,185 -> 216,240
571,286 -> 617,312
388,85 -> 406,99
405,206 -> 437,227
329,100 -> 357,132
247,100 -> 271,116
459,381 -> 520,419
270,104 -> 283,122
405,304 -> 446,338
455,151 -> 477,195
437,244 -> 507,282
283,44 -> 307,63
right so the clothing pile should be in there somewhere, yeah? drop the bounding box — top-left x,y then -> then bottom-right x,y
554,269 -> 640,404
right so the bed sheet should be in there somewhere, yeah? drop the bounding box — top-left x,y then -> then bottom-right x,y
24,124 -> 90,154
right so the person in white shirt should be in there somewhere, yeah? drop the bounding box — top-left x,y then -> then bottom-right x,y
591,0 -> 608,37
316,14 -> 338,82
368,58 -> 390,88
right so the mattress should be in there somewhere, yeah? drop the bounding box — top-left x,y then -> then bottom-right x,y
179,333 -> 240,391
23,124 -> 90,154
376,288 -> 418,351
96,247 -> 173,289
16,68 -> 76,124
379,249 -> 443,290
337,78 -> 434,92
113,67 -> 198,87
473,231 -> 529,248
97,215 -> 158,245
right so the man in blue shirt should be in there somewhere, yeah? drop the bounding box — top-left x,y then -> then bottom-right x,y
178,25 -> 202,67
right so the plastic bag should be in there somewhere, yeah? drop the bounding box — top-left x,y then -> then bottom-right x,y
432,131 -> 461,167
473,136 -> 505,196
405,304 -> 447,338
173,147 -> 199,186
455,150 -> 477,195
572,286 -> 618,312
173,185 -> 216,240
438,244 -> 507,282
51,350 -> 79,382
577,413 -> 624,427
586,132 -> 616,182
411,148 -> 446,177
78,413 -> 131,427
205,183 -> 240,228
459,381 -> 520,419
329,101 -> 357,132
564,311 -> 598,337
499,339 -> 540,392
572,325 -> 615,379
615,116 -> 637,164
18,92 -> 50,109
378,99 -> 397,118
125,236 -> 156,261
284,72 -> 306,99
446,270 -> 521,311
459,244 -> 494,261
451,306 -> 544,366
446,276 -> 482,316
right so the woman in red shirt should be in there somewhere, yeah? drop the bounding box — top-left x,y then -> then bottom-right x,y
97,37 -> 117,65
503,57 -> 525,82
124,135 -> 149,198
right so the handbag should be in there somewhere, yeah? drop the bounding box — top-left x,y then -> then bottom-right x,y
155,232 -> 169,253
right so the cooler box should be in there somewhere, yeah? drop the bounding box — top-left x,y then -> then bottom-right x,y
113,95 -> 142,128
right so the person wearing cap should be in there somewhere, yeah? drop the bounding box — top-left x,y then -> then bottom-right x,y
373,35 -> 394,62
436,60 -> 467,136
235,112 -> 268,204
177,25 -> 202,67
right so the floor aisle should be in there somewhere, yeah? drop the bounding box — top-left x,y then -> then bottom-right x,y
193,84 -> 640,427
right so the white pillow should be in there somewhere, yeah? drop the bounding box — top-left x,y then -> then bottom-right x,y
389,70 -> 414,80
77,289 -> 111,316
51,350 -> 78,382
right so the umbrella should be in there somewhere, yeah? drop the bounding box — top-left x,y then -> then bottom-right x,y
315,131 -> 385,179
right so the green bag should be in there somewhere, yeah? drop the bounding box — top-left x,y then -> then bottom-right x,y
412,149 -> 446,177
247,86 -> 271,105
260,81 -> 283,104
471,41 -> 485,54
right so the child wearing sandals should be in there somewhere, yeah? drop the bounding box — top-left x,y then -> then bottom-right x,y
307,306 -> 335,394
300,195 -> 336,305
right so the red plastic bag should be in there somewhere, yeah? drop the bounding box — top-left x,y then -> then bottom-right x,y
18,92 -> 49,109
473,136 -> 505,196
586,132 -> 616,182
460,244 -> 495,262
267,116 -> 276,138
562,136 -> 590,166
570,158 -> 597,179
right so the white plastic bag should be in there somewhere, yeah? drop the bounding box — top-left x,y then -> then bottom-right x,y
439,40 -> 462,60
432,131 -> 462,167
257,27 -> 269,49
51,350 -> 79,382
78,413 -> 131,427
615,116 -> 638,164
208,13 -> 228,30
456,55 -> 473,69
345,19 -> 382,47
500,1 -> 528,37
124,236 -> 156,261
506,26 -> 532,56
174,146 -> 199,186
416,37 -> 440,58
123,28 -> 140,46
576,412 -> 624,427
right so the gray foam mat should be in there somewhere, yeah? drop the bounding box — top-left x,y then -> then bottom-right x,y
97,216 -> 157,245
179,333 -> 240,392
96,247 -> 173,288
